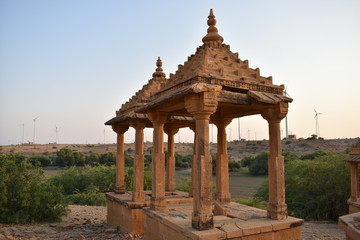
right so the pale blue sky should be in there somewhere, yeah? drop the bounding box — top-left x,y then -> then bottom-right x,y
1,0 -> 359,145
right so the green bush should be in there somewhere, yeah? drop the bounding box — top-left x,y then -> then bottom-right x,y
177,177 -> 191,192
0,154 -> 67,223
66,185 -> 106,206
232,197 -> 266,209
243,152 -> 268,175
51,166 -> 116,194
254,152 -> 350,221
51,165 -> 152,206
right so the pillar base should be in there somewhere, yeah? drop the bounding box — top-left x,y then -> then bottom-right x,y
191,211 -> 214,230
215,192 -> 231,204
150,196 -> 167,210
348,199 -> 360,213
132,191 -> 145,203
267,202 -> 288,220
114,186 -> 125,194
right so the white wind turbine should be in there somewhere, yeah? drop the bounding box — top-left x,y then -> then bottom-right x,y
33,116 -> 39,144
314,109 -> 323,138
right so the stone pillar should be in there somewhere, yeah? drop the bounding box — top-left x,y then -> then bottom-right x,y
189,125 -> 196,197
164,127 -> 179,192
147,111 -> 168,210
262,103 -> 288,220
213,118 -> 232,204
130,121 -> 146,203
185,91 -> 218,230
350,162 -> 359,202
112,125 -> 129,194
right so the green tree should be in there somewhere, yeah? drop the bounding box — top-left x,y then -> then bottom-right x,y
55,148 -> 75,167
228,160 -> 241,172
283,152 -> 299,162
300,150 -> 329,160
254,152 -> 349,221
73,152 -> 85,166
0,154 -> 67,223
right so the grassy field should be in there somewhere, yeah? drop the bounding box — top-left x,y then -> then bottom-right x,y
175,168 -> 266,199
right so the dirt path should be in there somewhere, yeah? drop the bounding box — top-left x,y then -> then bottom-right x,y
0,205 -> 345,240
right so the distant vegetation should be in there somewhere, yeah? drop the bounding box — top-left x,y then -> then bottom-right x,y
0,154 -> 67,224
0,141 -> 355,223
254,151 -> 349,221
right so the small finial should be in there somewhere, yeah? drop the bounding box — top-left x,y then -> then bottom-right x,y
202,9 -> 224,44
152,57 -> 166,77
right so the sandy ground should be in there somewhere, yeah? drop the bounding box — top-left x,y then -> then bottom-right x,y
0,205 -> 346,240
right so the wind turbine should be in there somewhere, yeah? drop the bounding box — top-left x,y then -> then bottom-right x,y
20,123 -> 24,144
314,109 -> 323,138
33,116 -> 39,144
55,125 -> 58,144
284,86 -> 291,139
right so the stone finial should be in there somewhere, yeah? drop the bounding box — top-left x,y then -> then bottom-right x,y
202,9 -> 224,44
152,57 -> 166,78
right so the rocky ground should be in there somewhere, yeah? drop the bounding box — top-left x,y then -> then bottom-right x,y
0,205 -> 345,240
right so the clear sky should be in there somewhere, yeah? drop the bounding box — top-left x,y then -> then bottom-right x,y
1,0 -> 359,145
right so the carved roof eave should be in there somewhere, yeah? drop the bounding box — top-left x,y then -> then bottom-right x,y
105,111 -> 195,126
135,81 -> 291,114
105,112 -> 148,126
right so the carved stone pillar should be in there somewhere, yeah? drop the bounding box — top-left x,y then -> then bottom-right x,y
147,111 -> 168,210
112,125 -> 129,194
130,120 -> 146,203
262,103 -> 288,220
350,162 -> 360,202
189,124 -> 196,197
164,127 -> 179,192
213,117 -> 232,204
185,92 -> 218,230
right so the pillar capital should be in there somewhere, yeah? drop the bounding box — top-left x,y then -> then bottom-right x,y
211,116 -> 232,128
185,92 -> 218,118
164,125 -> 179,136
112,124 -> 129,134
147,110 -> 168,125
261,102 -> 288,123
130,119 -> 147,130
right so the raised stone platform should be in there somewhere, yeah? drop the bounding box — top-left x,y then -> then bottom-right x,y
143,202 -> 303,240
106,191 -> 192,235
339,212 -> 360,240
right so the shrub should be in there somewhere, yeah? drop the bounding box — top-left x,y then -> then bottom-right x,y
228,160 -> 241,172
177,177 -> 191,192
232,197 -> 266,209
254,152 -> 349,221
51,165 -> 152,206
0,154 -> 67,223
283,152 -> 299,162
50,166 -> 116,194
300,150 -> 329,160
66,185 -> 106,206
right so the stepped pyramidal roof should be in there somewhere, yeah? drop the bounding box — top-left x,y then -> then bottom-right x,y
106,9 -> 291,125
